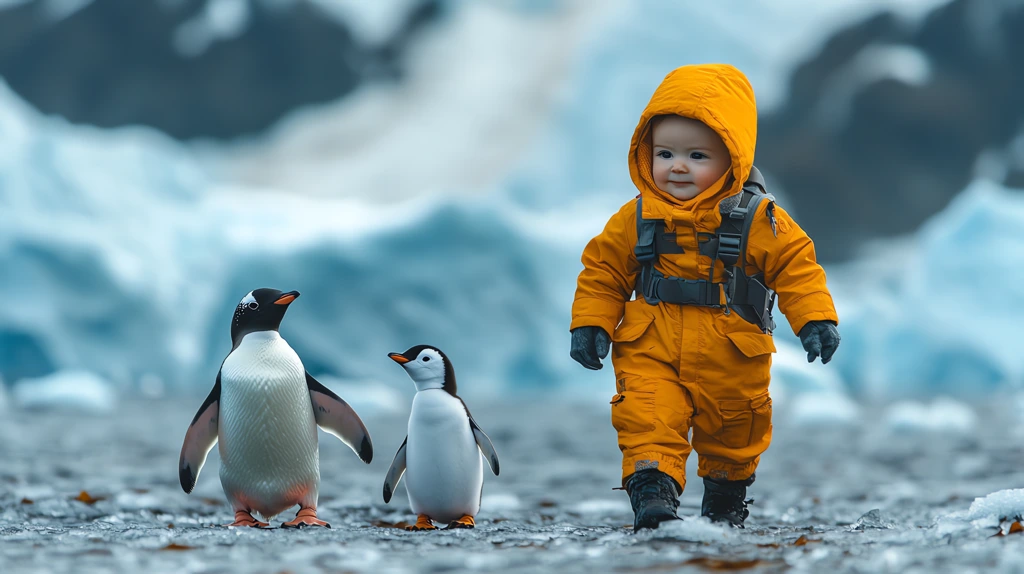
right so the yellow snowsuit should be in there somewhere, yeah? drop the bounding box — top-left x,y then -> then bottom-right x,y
571,64 -> 838,489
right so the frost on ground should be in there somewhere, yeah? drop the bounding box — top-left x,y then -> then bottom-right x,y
1,396 -> 1024,573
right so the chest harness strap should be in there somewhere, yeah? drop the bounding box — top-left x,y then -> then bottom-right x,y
634,166 -> 778,334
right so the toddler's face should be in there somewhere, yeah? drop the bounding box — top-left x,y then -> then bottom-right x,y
651,115 -> 731,200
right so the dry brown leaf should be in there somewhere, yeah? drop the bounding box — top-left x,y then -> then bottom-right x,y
74,491 -> 105,505
684,557 -> 764,570
20,498 -> 33,505
159,543 -> 194,551
1010,522 -> 1023,534
793,535 -> 821,546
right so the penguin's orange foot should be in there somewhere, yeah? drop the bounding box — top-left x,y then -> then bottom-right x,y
226,510 -> 269,528
405,514 -> 437,531
446,515 -> 475,529
281,507 -> 331,529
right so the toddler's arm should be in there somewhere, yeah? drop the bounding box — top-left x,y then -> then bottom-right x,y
571,201 -> 640,338
743,202 -> 839,337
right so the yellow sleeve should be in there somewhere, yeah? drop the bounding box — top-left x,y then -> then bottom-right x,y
745,201 -> 839,336
570,200 -> 640,336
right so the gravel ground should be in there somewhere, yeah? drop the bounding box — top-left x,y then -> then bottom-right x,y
1,395 -> 1023,573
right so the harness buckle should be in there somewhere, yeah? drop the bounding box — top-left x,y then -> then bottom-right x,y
635,243 -> 656,262
718,234 -> 741,262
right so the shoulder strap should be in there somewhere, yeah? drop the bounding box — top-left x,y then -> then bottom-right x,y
717,172 -> 777,272
634,197 -> 656,262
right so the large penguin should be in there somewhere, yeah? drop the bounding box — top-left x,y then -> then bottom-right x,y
178,288 -> 373,528
384,345 -> 499,530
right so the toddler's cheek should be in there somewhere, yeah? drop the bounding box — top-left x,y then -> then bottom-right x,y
651,161 -> 669,188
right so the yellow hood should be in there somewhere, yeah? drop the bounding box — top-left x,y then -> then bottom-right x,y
628,64 -> 757,227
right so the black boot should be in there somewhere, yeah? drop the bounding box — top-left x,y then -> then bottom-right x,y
624,469 -> 681,531
701,474 -> 754,528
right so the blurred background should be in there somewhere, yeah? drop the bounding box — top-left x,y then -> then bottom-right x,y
1,0 -> 1023,425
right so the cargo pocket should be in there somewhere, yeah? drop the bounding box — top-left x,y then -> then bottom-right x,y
717,391 -> 772,449
724,331 -> 776,357
610,376 -> 656,435
612,302 -> 655,344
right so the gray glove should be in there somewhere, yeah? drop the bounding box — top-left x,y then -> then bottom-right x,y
570,326 -> 611,370
798,320 -> 840,364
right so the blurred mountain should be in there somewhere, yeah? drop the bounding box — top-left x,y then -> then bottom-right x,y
759,0 -> 1024,260
3,0 -> 1022,264
0,0 -> 441,140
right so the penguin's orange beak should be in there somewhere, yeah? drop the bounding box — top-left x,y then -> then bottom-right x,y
389,353 -> 410,364
275,291 -> 299,305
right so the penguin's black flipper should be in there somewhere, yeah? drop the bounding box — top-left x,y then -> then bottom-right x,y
179,374 -> 221,494
460,399 -> 500,476
383,437 -> 408,504
306,372 -> 373,464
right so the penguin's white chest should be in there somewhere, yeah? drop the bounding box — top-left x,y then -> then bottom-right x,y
218,331 -> 319,517
405,390 -> 483,522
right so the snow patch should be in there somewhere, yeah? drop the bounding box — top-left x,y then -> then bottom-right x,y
646,516 -> 735,542
966,489 -> 1024,522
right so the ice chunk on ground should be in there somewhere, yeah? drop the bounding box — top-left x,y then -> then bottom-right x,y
882,398 -> 977,434
850,508 -> 895,530
966,489 -> 1024,522
10,370 -> 117,414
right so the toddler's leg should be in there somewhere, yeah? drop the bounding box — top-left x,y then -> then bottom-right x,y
690,389 -> 772,482
612,374 -> 693,490
613,374 -> 694,529
690,388 -> 772,527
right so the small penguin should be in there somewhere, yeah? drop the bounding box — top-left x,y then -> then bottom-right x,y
384,345 -> 499,531
178,288 -> 373,528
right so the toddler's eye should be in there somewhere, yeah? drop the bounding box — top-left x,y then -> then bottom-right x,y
690,152 -> 708,160
656,150 -> 672,159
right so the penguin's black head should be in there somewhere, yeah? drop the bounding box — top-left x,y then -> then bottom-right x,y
388,344 -> 456,395
230,288 -> 300,347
